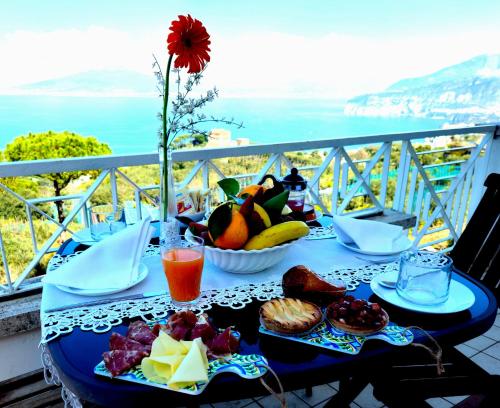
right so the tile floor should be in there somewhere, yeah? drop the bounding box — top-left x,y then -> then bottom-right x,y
201,310 -> 500,408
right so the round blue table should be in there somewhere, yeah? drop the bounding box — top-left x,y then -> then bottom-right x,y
45,236 -> 497,407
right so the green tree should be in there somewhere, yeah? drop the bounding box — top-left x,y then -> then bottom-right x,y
4,131 -> 112,223
0,177 -> 46,220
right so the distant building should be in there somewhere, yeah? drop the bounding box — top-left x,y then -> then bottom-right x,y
424,135 -> 453,148
206,129 -> 250,148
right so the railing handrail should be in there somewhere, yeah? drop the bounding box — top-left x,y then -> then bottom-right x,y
1,124 -> 497,178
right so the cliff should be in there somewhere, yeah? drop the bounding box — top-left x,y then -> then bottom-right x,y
15,70 -> 156,97
344,54 -> 500,124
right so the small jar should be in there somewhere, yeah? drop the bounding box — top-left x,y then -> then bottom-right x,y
282,168 -> 307,212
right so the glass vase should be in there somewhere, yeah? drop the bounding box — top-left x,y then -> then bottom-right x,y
159,146 -> 179,244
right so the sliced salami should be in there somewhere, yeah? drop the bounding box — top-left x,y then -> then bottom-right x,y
165,310 -> 199,340
190,322 -> 217,343
103,350 -> 148,377
152,323 -> 168,336
157,312 -> 239,354
109,333 -> 150,354
127,321 -> 157,345
169,324 -> 191,341
207,327 -> 239,356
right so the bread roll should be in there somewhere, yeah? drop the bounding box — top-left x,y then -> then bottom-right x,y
282,265 -> 346,305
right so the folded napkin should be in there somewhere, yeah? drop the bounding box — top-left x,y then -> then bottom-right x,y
332,214 -> 403,252
43,217 -> 154,290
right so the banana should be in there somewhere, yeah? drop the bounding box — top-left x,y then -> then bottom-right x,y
243,221 -> 309,250
235,202 -> 272,228
254,203 -> 272,228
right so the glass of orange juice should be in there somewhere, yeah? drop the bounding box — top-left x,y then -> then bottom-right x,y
161,235 -> 205,307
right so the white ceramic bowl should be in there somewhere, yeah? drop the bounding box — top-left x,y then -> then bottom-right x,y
185,229 -> 297,274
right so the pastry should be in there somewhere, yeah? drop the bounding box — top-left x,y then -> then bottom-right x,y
260,298 -> 323,334
282,265 -> 346,305
327,296 -> 389,335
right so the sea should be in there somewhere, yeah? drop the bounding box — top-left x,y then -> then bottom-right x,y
0,95 -> 446,154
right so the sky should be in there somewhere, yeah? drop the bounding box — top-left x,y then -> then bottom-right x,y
0,0 -> 499,98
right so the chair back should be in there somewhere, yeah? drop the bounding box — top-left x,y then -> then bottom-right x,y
450,173 -> 499,302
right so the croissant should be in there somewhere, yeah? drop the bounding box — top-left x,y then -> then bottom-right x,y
282,265 -> 346,306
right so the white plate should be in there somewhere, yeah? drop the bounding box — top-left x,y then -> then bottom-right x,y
370,274 -> 475,314
72,228 -> 98,246
337,234 -> 413,256
55,263 -> 149,297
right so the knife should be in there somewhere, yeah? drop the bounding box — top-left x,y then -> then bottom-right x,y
44,290 -> 167,314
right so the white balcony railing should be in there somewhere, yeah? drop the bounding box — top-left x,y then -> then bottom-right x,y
0,124 -> 498,296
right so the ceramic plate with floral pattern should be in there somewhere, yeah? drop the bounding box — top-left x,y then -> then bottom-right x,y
95,353 -> 268,395
259,319 -> 413,355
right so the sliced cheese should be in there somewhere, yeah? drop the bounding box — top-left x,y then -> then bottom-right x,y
168,338 -> 209,388
141,333 -> 209,388
151,331 -> 186,356
149,354 -> 184,379
141,358 -> 168,384
180,340 -> 193,353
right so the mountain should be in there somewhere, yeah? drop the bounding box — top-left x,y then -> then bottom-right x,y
344,54 -> 500,124
15,70 -> 156,97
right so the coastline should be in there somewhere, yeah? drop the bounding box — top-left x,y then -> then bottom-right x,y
0,95 -> 446,154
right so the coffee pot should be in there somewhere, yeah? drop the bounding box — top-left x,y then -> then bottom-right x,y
282,168 -> 307,212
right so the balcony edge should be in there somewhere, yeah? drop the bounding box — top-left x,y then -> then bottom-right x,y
0,293 -> 41,338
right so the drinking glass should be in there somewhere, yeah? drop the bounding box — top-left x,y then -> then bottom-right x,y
161,235 -> 205,307
89,204 -> 125,241
396,250 -> 453,305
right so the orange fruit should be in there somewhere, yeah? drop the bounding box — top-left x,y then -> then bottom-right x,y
238,184 -> 264,197
211,209 -> 249,249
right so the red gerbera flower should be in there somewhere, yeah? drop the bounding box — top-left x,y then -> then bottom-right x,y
167,15 -> 211,74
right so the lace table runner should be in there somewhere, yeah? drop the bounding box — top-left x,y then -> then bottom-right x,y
42,245 -> 397,344
305,224 -> 337,240
41,343 -> 83,408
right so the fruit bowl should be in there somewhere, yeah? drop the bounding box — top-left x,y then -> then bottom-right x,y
185,229 -> 298,274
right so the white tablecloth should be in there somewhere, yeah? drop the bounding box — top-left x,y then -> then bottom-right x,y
41,239 -> 367,313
